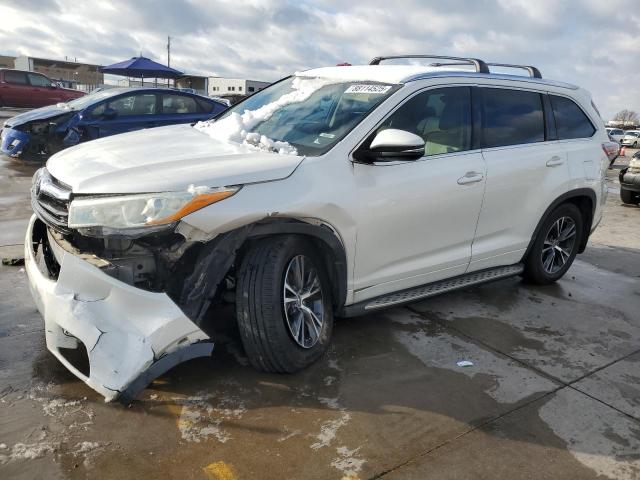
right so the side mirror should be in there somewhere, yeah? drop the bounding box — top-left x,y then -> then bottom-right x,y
365,129 -> 425,161
49,82 -> 57,89
102,107 -> 117,120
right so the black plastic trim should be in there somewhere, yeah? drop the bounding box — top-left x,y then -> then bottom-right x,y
542,93 -> 558,141
248,220 -> 348,310
340,264 -> 523,318
118,341 -> 214,405
522,188 -> 597,259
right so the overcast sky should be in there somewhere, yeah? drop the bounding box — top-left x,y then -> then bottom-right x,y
1,0 -> 638,118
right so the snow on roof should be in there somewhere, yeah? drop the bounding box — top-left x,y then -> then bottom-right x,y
296,65 -> 468,84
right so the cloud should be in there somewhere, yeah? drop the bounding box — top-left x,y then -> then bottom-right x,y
0,0 -> 638,118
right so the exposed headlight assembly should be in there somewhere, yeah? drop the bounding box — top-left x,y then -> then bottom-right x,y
68,185 -> 240,229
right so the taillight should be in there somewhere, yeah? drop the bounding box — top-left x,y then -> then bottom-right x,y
602,141 -> 619,161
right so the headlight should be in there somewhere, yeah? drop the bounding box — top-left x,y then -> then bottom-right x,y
68,185 -> 240,229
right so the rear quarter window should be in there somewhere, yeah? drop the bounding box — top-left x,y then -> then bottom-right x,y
550,95 -> 595,140
3,71 -> 28,85
481,88 -> 545,148
162,94 -> 198,114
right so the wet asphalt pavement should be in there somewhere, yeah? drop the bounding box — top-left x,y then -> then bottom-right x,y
0,122 -> 639,479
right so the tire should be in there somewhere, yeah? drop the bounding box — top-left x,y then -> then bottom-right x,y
523,203 -> 583,285
620,188 -> 639,205
235,235 -> 334,373
634,142 -> 638,148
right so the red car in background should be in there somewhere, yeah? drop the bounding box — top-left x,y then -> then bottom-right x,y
0,69 -> 85,108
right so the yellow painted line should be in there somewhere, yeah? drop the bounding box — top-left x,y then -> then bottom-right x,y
203,461 -> 236,480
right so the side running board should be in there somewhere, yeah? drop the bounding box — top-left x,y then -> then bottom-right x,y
342,264 -> 524,317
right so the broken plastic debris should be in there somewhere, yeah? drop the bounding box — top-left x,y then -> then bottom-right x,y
2,257 -> 24,266
457,360 -> 474,367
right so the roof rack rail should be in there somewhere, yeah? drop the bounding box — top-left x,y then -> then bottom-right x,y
369,55 -> 490,74
486,63 -> 542,79
369,55 -> 543,79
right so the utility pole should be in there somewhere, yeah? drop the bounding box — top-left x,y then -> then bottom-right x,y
167,36 -> 171,67
167,35 -> 171,87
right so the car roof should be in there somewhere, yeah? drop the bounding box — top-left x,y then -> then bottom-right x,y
94,87 -> 208,95
297,64 -> 579,91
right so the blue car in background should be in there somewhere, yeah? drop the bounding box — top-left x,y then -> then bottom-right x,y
0,87 -> 227,159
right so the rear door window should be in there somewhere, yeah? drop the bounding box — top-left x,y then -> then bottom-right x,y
376,87 -> 472,156
481,88 -> 545,148
550,95 -> 595,139
4,71 -> 28,85
162,94 -> 198,114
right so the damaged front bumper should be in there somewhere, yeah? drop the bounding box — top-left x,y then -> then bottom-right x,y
1,126 -> 30,157
24,215 -> 213,403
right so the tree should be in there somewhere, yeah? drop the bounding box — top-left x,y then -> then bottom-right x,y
613,109 -> 639,124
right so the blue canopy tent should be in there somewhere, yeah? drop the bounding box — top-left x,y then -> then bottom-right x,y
99,56 -> 183,87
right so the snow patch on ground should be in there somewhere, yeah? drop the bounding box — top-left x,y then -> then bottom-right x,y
72,441 -> 101,456
324,375 -> 337,386
42,398 -> 81,416
173,392 -> 246,443
195,76 -> 340,155
311,397 -> 351,450
331,446 -> 366,479
0,442 -> 55,463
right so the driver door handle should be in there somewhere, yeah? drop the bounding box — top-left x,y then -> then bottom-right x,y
457,171 -> 484,185
546,156 -> 564,167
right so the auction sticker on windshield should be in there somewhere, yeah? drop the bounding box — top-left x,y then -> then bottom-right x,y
344,84 -> 392,94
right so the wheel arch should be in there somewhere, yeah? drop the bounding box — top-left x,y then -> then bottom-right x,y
243,218 -> 349,312
170,217 -> 349,326
523,188 -> 597,259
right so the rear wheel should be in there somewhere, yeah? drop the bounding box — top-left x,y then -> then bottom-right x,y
235,236 -> 333,373
621,188 -> 640,205
523,203 -> 583,285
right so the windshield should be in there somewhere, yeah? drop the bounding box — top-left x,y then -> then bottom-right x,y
62,89 -> 128,110
195,76 -> 399,156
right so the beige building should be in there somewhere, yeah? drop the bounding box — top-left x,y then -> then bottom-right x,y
0,55 -> 16,69
14,55 -> 103,87
208,77 -> 271,96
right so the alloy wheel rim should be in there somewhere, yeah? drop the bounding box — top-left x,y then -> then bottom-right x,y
541,216 -> 577,274
283,255 -> 324,348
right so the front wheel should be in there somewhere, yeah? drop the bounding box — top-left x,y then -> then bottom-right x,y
235,236 -> 333,373
633,142 -> 638,148
523,203 -> 583,285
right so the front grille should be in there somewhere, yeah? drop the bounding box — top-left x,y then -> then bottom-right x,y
31,169 -> 72,233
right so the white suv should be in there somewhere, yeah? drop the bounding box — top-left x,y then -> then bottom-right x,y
25,55 -> 612,402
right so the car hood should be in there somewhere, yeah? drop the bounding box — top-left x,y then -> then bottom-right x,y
47,124 -> 305,194
4,105 -> 76,127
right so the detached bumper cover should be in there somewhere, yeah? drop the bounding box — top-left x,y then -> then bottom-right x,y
24,215 -> 213,402
1,127 -> 30,157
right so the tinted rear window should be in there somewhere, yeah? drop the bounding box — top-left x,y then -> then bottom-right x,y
481,88 -> 544,148
4,71 -> 28,85
550,95 -> 595,140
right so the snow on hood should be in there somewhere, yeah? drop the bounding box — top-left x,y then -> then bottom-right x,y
194,76 -> 341,155
46,124 -> 305,194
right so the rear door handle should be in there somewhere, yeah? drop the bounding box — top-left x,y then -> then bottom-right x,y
546,156 -> 564,167
457,172 -> 484,185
